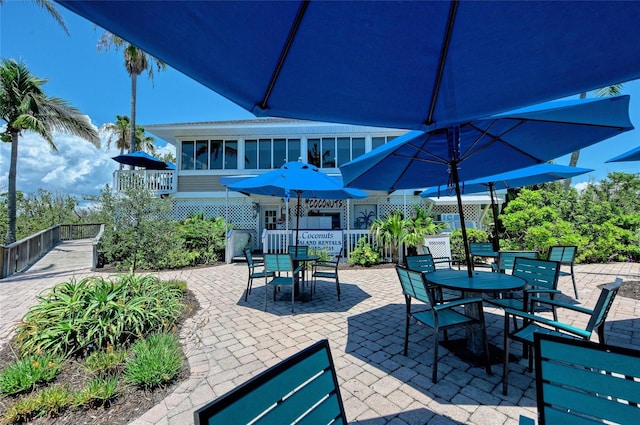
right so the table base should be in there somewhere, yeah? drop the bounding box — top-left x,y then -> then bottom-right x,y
440,339 -> 518,366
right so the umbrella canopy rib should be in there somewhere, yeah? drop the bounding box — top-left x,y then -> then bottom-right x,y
426,0 -> 459,126
258,0 -> 309,113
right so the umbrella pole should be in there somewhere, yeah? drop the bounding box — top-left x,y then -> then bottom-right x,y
295,191 -> 301,246
451,161 -> 474,278
489,183 -> 501,252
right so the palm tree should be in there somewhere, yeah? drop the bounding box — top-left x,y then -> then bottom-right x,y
101,115 -> 158,169
370,211 -> 408,263
0,58 -> 100,244
101,114 -> 130,170
97,34 -> 165,155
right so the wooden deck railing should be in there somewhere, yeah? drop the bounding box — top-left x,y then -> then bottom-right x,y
112,169 -> 176,195
0,223 -> 104,279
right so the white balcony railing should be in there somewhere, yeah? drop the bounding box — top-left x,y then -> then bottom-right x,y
112,169 -> 176,196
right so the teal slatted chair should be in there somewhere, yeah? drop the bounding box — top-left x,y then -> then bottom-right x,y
518,332 -> 640,424
396,266 -> 491,383
493,250 -> 539,274
469,242 -> 496,269
486,258 -> 561,322
243,248 -> 274,302
288,245 -> 310,284
194,339 -> 347,425
263,253 -> 303,313
405,254 -> 459,303
311,250 -> 342,301
548,245 -> 579,299
502,278 -> 622,395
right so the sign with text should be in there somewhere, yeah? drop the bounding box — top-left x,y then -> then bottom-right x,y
297,230 -> 343,255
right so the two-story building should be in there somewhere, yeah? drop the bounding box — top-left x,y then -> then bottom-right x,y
126,118 -> 494,258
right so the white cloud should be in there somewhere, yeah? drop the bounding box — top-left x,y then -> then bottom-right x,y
0,125 -> 174,202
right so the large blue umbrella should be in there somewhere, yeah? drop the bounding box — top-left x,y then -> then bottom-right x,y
606,146 -> 640,163
420,163 -> 594,251
57,1 -> 640,131
340,96 -> 633,275
225,161 -> 367,246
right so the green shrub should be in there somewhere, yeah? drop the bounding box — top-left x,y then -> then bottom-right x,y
3,385 -> 73,423
348,237 -> 381,266
124,333 -> 182,389
449,228 -> 489,263
73,376 -> 118,407
0,354 -> 63,395
309,246 -> 332,261
15,274 -> 186,357
84,348 -> 128,377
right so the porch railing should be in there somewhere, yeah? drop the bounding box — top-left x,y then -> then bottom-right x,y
112,169 -> 176,195
1,223 -> 104,279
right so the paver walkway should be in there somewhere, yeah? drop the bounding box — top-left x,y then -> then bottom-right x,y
1,241 -> 639,424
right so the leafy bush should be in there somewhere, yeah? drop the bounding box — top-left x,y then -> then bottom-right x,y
15,274 -> 186,357
309,246 -> 332,261
0,354 -> 63,395
449,228 -> 489,263
348,237 -> 381,266
124,333 -> 182,389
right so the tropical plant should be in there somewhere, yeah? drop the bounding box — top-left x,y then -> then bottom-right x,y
98,34 -> 166,154
100,115 -> 157,169
0,58 -> 100,244
403,205 -> 446,253
348,237 -> 381,267
370,211 -> 407,263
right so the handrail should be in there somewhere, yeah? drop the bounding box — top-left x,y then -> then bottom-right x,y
1,223 -> 104,279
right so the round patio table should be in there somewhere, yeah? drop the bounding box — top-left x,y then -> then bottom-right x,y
425,269 -> 526,358
290,254 -> 318,300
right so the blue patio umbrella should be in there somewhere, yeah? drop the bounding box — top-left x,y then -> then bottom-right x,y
420,163 -> 594,251
58,1 -> 640,131
225,161 -> 368,246
112,151 -> 172,170
606,145 -> 640,163
340,96 -> 633,275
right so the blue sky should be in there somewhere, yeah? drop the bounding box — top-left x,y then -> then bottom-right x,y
0,0 -> 639,201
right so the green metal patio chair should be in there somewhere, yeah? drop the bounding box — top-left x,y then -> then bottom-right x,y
518,332 -> 640,425
502,278 -> 622,395
486,257 -> 561,324
493,250 -> 539,274
264,253 -> 304,313
396,266 -> 491,383
548,245 -> 579,299
311,250 -> 342,301
405,254 -> 460,303
243,248 -> 274,302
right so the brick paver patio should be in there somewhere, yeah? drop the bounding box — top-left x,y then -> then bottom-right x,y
1,241 -> 638,424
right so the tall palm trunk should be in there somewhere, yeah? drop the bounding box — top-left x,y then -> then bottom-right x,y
129,73 -> 137,155
6,131 -> 19,244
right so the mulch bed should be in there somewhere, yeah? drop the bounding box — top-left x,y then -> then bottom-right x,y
0,289 -> 200,425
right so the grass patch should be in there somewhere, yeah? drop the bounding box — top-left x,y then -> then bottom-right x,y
125,333 -> 182,389
0,354 -> 63,395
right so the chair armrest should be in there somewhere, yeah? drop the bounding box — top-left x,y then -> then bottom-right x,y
518,415 -> 535,425
525,288 -> 561,295
503,308 -> 591,339
312,261 -> 338,269
434,297 -> 483,311
527,297 -> 593,315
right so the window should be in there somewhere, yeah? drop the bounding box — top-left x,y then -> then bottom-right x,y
259,138 -> 271,169
195,140 -> 208,170
273,139 -> 286,168
308,138 -> 321,167
337,137 -> 351,167
245,139 -> 257,169
181,141 -> 195,170
288,138 -> 301,163
321,138 -> 336,168
352,137 -> 365,160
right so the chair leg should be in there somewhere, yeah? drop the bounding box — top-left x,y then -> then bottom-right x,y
335,277 -> 340,301
404,315 -> 410,356
571,264 -> 578,299
245,276 -> 252,302
503,314 -> 510,395
432,329 -> 440,383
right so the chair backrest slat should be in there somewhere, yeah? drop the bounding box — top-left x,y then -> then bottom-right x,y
396,266 -> 434,305
512,258 -> 559,291
496,250 -> 538,274
469,242 -> 494,254
534,332 -> 640,425
288,245 -> 309,257
548,245 -> 577,264
194,340 -> 346,425
406,254 -> 436,273
265,253 -> 293,273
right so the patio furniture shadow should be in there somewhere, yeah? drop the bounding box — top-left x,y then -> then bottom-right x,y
350,408 -> 463,424
238,282 -> 371,315
345,303 -> 535,406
